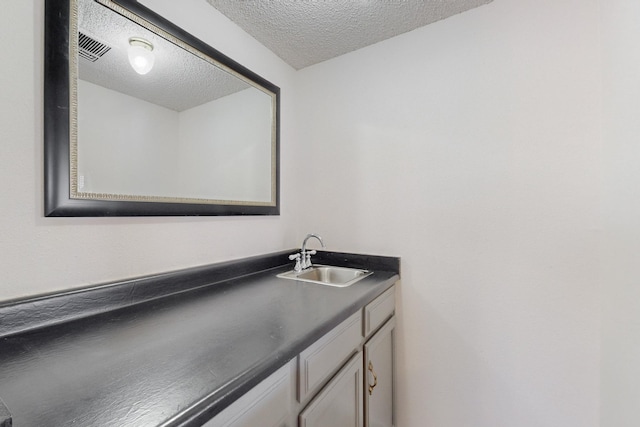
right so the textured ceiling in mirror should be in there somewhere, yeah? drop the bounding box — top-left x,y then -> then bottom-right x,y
78,0 -> 251,111
207,0 -> 494,70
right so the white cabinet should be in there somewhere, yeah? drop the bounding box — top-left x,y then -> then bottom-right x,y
299,352 -> 364,427
298,284 -> 397,427
364,316 -> 396,427
362,285 -> 396,427
203,360 -> 294,427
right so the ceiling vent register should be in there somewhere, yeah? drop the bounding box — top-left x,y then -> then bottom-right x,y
78,32 -> 111,62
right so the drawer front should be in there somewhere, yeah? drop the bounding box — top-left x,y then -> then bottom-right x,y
204,360 -> 293,427
364,285 -> 396,337
298,310 -> 362,402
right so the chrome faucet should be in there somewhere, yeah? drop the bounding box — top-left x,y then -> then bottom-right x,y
290,233 -> 325,272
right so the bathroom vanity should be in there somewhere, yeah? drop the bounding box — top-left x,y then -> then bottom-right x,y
0,250 -> 399,426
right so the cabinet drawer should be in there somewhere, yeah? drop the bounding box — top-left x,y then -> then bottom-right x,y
204,360 -> 293,427
363,285 -> 395,337
298,311 -> 362,402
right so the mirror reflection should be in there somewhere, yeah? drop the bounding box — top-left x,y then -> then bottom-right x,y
73,0 -> 277,206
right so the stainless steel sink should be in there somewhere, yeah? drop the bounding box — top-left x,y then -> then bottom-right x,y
277,265 -> 372,288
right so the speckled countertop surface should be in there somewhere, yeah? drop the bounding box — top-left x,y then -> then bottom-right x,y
0,251 -> 399,427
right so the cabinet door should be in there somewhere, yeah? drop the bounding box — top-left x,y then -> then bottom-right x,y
364,316 -> 396,427
299,352 -> 364,427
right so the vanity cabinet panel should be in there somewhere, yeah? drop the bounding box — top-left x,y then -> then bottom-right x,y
298,311 -> 362,403
364,286 -> 395,337
299,352 -> 364,427
364,316 -> 396,427
203,360 -> 294,427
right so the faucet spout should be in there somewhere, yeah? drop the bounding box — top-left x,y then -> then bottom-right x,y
300,233 -> 325,270
302,233 -> 325,253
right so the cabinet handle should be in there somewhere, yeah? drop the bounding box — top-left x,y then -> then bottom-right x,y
368,361 -> 378,395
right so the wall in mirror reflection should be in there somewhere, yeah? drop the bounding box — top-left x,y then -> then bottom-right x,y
77,79 -> 274,203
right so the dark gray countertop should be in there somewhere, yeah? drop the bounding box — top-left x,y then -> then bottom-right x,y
0,251 -> 399,427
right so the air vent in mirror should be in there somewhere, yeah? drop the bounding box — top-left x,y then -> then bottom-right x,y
78,32 -> 111,62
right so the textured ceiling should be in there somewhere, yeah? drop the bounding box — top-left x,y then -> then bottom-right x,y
78,0 -> 494,109
78,0 -> 250,112
206,0 -> 494,70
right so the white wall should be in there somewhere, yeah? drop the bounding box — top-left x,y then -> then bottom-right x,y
78,79 -> 180,196
600,0 -> 640,425
179,88 -> 273,202
295,0 -> 602,426
78,81 -> 273,202
0,0 -> 298,301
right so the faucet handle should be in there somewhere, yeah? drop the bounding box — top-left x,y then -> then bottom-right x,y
289,253 -> 302,272
303,250 -> 317,269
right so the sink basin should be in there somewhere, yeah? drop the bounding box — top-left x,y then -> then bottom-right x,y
277,265 -> 372,288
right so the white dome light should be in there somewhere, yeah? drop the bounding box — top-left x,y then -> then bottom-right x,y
128,37 -> 154,75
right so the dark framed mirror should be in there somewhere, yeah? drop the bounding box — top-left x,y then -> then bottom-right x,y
44,0 -> 280,216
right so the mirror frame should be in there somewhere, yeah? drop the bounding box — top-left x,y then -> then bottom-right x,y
44,0 -> 280,216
